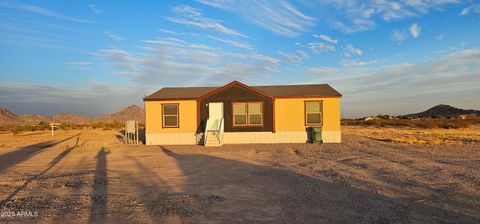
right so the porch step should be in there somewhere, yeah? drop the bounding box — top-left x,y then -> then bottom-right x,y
204,132 -> 222,147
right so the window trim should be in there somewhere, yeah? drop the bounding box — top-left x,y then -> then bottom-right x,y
304,100 -> 323,126
162,103 -> 179,128
232,102 -> 264,127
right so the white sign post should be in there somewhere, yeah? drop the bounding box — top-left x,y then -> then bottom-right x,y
49,122 -> 60,136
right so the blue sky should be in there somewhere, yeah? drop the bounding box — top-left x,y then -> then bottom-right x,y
0,0 -> 479,118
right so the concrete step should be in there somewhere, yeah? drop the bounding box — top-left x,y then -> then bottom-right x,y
204,132 -> 222,146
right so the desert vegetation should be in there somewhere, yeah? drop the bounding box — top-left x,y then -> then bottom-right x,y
342,117 -> 479,129
343,125 -> 480,145
0,121 -> 131,135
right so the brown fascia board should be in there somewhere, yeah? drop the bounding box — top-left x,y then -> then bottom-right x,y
198,80 -> 274,100
143,95 -> 342,101
143,97 -> 198,101
273,95 -> 342,99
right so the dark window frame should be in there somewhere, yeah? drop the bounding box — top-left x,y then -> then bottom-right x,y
162,103 -> 179,128
232,102 -> 264,127
304,100 -> 323,126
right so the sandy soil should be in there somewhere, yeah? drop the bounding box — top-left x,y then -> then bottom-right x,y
0,128 -> 479,223
344,125 -> 480,145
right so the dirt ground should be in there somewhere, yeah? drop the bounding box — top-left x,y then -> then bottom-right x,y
343,125 -> 480,145
0,128 -> 479,223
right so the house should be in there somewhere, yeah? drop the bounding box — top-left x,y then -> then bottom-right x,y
143,81 -> 342,146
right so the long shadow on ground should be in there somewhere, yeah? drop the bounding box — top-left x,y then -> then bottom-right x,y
0,137 -> 81,206
88,147 -> 110,224
158,146 -> 479,224
0,132 -> 83,173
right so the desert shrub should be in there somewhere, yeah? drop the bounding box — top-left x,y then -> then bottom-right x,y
91,121 -> 124,130
342,118 -> 475,129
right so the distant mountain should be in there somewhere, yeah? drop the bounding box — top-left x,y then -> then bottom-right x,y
0,107 -> 20,125
53,113 -> 92,124
405,104 -> 480,118
18,114 -> 51,125
0,104 -> 144,126
95,105 -> 145,124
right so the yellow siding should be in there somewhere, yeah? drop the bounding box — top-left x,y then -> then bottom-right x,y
145,100 -> 197,134
275,97 -> 340,132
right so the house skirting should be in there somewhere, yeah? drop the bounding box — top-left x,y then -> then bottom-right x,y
146,131 -> 341,145
223,131 -> 341,144
146,133 -> 197,145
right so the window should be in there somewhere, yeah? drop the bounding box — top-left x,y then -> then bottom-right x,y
233,103 -> 247,126
162,104 -> 179,128
233,102 -> 263,126
305,101 -> 322,126
248,103 -> 262,125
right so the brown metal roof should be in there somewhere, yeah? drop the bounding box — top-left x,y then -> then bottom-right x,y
254,84 -> 341,98
144,82 -> 341,100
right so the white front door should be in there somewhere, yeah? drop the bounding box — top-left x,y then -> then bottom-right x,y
208,102 -> 223,131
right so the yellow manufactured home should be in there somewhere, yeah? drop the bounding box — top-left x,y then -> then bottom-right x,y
144,81 -> 341,146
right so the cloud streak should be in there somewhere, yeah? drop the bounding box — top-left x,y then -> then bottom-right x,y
306,66 -> 337,75
344,44 -> 363,57
329,49 -> 480,117
391,30 -> 406,42
459,3 -> 480,16
97,36 -> 283,87
104,31 -> 125,41
313,34 -> 338,44
166,5 -> 246,37
197,0 -> 314,37
307,42 -> 335,54
88,4 -> 104,14
66,61 -> 93,70
207,35 -> 254,51
317,0 -> 458,33
0,1 -> 95,23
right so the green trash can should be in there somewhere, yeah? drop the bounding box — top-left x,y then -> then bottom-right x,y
312,127 -> 322,143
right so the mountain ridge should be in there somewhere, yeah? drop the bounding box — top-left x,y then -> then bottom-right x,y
0,105 -> 145,125
404,104 -> 480,118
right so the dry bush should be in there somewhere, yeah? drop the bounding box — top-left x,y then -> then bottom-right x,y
342,118 -> 476,129
91,121 -> 125,130
0,123 -> 52,134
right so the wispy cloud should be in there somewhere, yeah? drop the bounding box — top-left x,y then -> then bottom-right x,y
306,66 -> 337,75
88,4 -> 104,14
459,3 -> 480,16
97,48 -> 135,69
313,34 -> 338,44
0,1 -> 95,23
166,5 -> 246,37
104,31 -> 125,41
330,49 -> 480,117
197,0 -> 314,37
66,61 -> 93,70
435,33 -> 445,40
409,23 -> 421,38
207,35 -> 254,51
319,0 -> 458,33
158,28 -> 200,36
391,30 -> 406,42
97,36 -> 281,86
344,44 -> 363,57
277,50 -> 308,63
341,59 -> 376,67
307,42 -> 335,54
